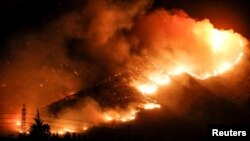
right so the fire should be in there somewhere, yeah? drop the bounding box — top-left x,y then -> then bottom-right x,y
57,128 -> 75,135
185,21 -> 247,79
103,109 -> 138,122
211,29 -> 224,52
1,0 -> 248,135
143,103 -> 161,110
49,11 -> 248,135
52,125 -> 90,135
15,120 -> 22,133
148,72 -> 171,85
16,121 -> 21,126
133,18 -> 247,92
83,126 -> 88,131
135,82 -> 158,95
209,29 -> 245,53
168,66 -> 185,76
103,114 -> 113,122
132,72 -> 171,96
102,103 -> 162,123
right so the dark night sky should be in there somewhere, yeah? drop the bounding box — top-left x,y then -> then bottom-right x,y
0,0 -> 249,59
1,0 -> 250,41
0,0 -> 250,139
0,0 -> 249,61
0,0 -> 82,59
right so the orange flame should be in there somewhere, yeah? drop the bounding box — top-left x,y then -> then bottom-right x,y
134,82 -> 158,95
143,103 -> 161,110
102,109 -> 139,122
132,19 -> 247,94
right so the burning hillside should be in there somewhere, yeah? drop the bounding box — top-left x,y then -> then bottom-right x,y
47,72 -> 157,115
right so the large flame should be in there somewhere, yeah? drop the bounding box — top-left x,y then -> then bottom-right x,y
132,10 -> 247,96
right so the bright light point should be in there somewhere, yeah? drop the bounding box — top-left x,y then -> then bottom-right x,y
83,126 -> 88,131
138,83 -> 158,94
16,121 -> 21,126
58,131 -> 64,135
136,83 -> 158,95
56,128 -> 75,135
103,115 -> 113,122
143,103 -> 161,110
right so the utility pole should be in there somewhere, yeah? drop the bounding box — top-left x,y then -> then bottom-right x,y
21,104 -> 26,134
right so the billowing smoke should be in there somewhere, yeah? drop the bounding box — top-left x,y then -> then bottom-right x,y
0,0 -> 248,134
132,9 -> 246,79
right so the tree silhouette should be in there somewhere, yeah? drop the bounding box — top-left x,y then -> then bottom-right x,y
29,110 -> 51,141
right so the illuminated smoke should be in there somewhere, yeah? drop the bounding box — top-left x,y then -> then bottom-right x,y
0,0 -> 248,134
131,9 -> 247,94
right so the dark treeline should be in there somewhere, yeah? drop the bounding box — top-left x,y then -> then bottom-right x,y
0,125 -> 206,141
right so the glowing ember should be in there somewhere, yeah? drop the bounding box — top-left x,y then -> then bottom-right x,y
83,126 -> 88,131
133,81 -> 158,95
14,120 -> 23,133
143,103 -> 161,110
138,83 -> 158,94
57,128 -> 75,135
103,109 -> 138,122
103,114 -> 113,122
16,121 -> 21,126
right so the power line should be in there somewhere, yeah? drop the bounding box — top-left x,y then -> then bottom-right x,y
0,112 -> 109,125
21,104 -> 26,133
